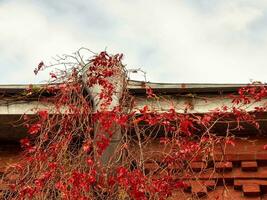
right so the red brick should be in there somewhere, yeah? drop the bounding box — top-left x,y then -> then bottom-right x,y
234,179 -> 267,191
215,161 -> 232,172
224,154 -> 238,161
241,161 -> 258,172
256,153 -> 267,160
189,162 -> 205,172
191,182 -> 207,198
206,186 -> 261,200
183,180 -> 215,195
184,166 -> 267,180
243,184 -> 260,197
238,153 -> 256,161
203,180 -> 216,191
144,162 -> 168,178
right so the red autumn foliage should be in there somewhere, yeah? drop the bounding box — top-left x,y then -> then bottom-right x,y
3,49 -> 267,199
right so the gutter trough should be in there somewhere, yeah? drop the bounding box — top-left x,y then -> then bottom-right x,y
0,80 -> 257,95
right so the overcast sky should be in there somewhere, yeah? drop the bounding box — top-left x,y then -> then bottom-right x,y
1,0 -> 267,84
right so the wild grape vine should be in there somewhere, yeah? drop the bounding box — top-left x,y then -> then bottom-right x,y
2,49 -> 267,200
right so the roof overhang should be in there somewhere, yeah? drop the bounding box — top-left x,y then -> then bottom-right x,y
0,80 -> 260,95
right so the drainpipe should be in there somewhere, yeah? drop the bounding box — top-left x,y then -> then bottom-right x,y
82,64 -> 126,166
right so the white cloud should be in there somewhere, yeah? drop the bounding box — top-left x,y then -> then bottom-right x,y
219,3 -> 263,31
0,0 -> 267,83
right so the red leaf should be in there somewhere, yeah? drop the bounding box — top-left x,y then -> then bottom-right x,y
20,138 -> 30,148
28,123 -> 41,135
146,86 -> 156,98
226,139 -> 235,147
38,110 -> 48,120
86,158 -> 94,166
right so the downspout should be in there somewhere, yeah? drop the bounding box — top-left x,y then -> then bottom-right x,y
82,63 -> 126,166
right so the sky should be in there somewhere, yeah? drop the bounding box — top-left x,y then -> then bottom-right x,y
1,0 -> 267,84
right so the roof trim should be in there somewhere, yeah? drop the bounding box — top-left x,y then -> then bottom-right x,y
0,81 -> 262,95
128,80 -> 252,94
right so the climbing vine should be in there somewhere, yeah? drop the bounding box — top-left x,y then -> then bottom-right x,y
2,48 -> 267,199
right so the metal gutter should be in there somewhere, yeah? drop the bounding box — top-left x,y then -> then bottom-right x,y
0,84 -> 45,94
128,80 -> 253,94
0,81 -> 261,95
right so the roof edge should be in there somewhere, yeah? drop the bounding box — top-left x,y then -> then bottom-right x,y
0,80 -> 263,95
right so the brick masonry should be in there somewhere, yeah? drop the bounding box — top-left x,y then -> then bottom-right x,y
134,136 -> 267,199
